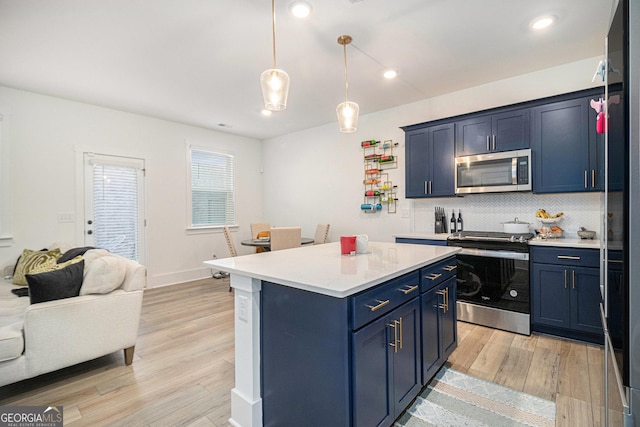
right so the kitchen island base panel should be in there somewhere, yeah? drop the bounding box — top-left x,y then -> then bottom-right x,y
457,301 -> 531,335
229,274 -> 263,427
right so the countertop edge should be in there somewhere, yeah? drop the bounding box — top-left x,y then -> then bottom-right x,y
203,246 -> 461,298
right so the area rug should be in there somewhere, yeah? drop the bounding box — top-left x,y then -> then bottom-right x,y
395,365 -> 556,427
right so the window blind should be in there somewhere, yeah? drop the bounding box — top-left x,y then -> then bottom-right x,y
190,148 -> 235,227
92,163 -> 139,260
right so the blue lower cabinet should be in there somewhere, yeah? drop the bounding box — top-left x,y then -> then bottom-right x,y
352,298 -> 421,427
421,276 -> 457,384
261,257 -> 456,427
530,246 -> 602,343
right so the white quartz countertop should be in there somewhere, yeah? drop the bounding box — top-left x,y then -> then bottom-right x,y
203,241 -> 460,298
528,237 -> 600,249
394,232 -> 601,249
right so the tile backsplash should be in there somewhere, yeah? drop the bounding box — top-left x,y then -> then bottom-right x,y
412,192 -> 601,238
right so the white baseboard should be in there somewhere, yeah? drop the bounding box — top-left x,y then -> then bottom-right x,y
146,266 -> 213,288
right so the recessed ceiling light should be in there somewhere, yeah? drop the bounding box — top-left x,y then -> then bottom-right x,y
289,1 -> 312,18
383,69 -> 397,79
530,15 -> 556,30
261,109 -> 272,116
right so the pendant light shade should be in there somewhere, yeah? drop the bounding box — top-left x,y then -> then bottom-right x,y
336,101 -> 359,133
337,35 -> 359,133
261,68 -> 290,111
261,0 -> 289,111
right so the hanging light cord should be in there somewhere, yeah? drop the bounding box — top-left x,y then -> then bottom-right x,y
343,42 -> 349,102
271,0 -> 277,69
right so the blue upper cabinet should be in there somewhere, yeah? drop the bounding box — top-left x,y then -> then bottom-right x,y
606,90 -> 624,191
404,122 -> 455,198
455,108 -> 530,156
532,95 -> 604,193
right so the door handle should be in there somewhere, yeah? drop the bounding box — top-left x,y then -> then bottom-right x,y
592,169 -> 596,188
492,135 -> 496,151
564,269 -> 568,289
584,170 -> 588,189
572,270 -> 576,289
486,136 -> 490,152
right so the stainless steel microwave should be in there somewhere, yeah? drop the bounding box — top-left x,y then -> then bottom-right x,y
455,149 -> 532,194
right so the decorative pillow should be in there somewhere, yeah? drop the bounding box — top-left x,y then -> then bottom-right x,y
26,259 -> 85,304
29,255 -> 84,275
12,248 -> 62,286
58,246 -> 95,263
80,255 -> 126,295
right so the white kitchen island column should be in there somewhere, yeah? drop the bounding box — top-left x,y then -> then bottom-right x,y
228,274 -> 262,427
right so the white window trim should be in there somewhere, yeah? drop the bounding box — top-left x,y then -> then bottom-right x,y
186,143 -> 237,231
0,113 -> 13,247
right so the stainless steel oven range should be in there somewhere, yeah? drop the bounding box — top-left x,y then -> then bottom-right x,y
447,230 -> 533,335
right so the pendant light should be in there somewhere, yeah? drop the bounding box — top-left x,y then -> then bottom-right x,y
260,0 -> 290,111
336,35 -> 359,133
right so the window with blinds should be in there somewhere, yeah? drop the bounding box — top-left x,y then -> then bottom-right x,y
92,163 -> 140,260
190,148 -> 235,227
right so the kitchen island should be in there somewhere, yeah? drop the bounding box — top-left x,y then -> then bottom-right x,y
203,241 -> 460,427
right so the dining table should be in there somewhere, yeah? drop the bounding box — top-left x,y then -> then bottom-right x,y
241,237 -> 315,251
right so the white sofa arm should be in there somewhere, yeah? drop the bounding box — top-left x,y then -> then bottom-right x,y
23,289 -> 144,378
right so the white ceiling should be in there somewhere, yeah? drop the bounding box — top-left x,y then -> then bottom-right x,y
0,0 -> 614,140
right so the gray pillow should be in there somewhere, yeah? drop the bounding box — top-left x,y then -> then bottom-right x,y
26,260 -> 85,304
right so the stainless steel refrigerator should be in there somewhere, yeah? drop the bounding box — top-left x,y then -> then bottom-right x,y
601,0 -> 639,425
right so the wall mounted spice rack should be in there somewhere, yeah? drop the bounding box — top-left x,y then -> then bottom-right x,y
361,139 -> 398,214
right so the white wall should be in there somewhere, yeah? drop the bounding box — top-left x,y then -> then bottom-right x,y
0,86 -> 263,288
262,57 -> 605,241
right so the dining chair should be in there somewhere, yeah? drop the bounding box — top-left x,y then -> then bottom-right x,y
250,222 -> 271,253
314,224 -> 330,244
221,226 -> 237,291
270,227 -> 302,251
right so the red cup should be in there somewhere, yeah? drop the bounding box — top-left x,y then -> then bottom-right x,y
340,236 -> 357,255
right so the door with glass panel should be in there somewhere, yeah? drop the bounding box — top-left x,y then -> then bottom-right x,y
83,153 -> 146,263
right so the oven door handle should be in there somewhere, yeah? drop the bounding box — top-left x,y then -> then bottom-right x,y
457,247 -> 529,260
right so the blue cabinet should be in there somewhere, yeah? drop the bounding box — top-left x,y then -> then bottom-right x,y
421,276 -> 457,383
455,108 -> 530,156
606,91 -> 625,191
531,95 -> 604,193
261,257 -> 456,427
404,123 -> 455,198
353,298 -> 421,427
530,246 -> 603,343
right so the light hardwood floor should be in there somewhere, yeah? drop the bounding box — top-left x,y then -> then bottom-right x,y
0,278 -> 603,426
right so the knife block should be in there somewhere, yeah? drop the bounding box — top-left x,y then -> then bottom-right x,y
434,220 -> 447,234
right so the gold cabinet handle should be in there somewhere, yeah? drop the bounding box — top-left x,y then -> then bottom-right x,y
443,265 -> 457,272
387,319 -> 400,353
366,299 -> 390,312
592,169 -> 596,188
445,287 -> 449,313
436,289 -> 447,312
399,317 -> 403,350
426,273 -> 442,281
399,284 -> 419,295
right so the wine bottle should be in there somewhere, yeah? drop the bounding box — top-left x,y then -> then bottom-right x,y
457,210 -> 464,232
360,140 -> 378,147
365,190 -> 381,197
450,210 -> 457,233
